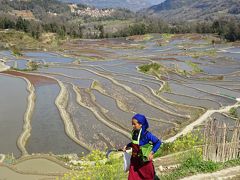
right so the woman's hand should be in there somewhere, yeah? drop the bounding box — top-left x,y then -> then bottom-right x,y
123,146 -> 127,152
148,151 -> 154,161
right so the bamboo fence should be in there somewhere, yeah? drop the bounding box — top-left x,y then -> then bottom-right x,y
203,118 -> 240,162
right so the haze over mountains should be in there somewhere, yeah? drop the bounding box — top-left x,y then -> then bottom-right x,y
60,0 -> 165,11
144,0 -> 240,22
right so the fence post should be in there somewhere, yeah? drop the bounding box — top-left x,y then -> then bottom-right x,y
221,123 -> 227,162
203,119 -> 240,162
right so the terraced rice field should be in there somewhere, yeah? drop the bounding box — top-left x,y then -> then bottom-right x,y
0,34 -> 240,158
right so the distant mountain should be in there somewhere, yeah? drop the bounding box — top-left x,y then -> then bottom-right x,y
60,0 -> 165,11
143,0 -> 240,22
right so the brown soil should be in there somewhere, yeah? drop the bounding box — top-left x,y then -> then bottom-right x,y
10,10 -> 36,20
127,35 -> 145,41
1,71 -> 57,87
150,57 -> 181,61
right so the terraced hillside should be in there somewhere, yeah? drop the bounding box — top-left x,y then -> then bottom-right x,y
144,0 -> 240,22
0,33 -> 240,160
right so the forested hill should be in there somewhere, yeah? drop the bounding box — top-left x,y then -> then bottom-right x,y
0,0 -> 134,40
143,0 -> 240,22
0,0 -> 73,22
0,0 -> 133,23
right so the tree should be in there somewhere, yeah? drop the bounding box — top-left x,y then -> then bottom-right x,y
129,23 -> 146,36
0,17 -> 15,29
224,22 -> 239,42
16,16 -> 29,33
98,24 -> 104,38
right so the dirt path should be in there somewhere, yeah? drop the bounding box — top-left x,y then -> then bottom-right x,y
0,154 -> 5,163
180,166 -> 240,180
166,99 -> 240,143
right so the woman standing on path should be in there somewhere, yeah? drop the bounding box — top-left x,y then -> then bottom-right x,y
123,114 -> 161,180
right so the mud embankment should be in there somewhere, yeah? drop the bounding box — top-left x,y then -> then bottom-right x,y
17,78 -> 35,156
166,100 -> 240,143
0,61 -> 10,72
55,80 -> 92,151
0,154 -> 5,163
73,84 -> 131,139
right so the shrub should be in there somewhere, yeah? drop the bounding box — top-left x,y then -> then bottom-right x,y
138,63 -> 161,73
229,107 -> 238,118
11,46 -> 23,56
155,131 -> 203,158
28,61 -> 38,71
62,150 -> 127,180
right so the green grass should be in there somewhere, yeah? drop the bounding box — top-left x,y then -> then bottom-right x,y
0,30 -> 40,50
62,150 -> 127,180
154,131 -> 203,158
186,61 -> 203,74
142,34 -> 153,41
161,33 -> 174,41
160,152 -> 240,180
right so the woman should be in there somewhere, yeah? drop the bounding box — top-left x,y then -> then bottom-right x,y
123,114 -> 161,180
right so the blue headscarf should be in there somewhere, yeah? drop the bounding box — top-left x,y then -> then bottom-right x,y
132,114 -> 149,135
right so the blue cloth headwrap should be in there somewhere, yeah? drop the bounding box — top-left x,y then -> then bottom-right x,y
132,114 -> 149,135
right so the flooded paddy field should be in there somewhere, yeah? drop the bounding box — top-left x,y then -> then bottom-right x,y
0,33 -> 240,158
162,92 -> 221,109
0,74 -> 28,157
26,83 -> 87,155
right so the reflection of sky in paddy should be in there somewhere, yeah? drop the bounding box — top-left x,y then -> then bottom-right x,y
185,83 -> 240,98
113,75 -> 161,91
92,89 -> 132,128
161,61 -> 193,71
202,65 -> 240,74
17,60 -> 28,70
66,85 -> 130,149
98,63 -> 139,74
217,47 -> 240,61
39,67 -> 111,85
5,61 -> 14,67
169,82 -> 209,98
169,39 -> 187,45
25,52 -> 74,63
0,74 -> 28,157
220,52 -> 240,61
219,47 -> 240,53
162,92 -> 220,109
81,59 -> 125,66
27,84 -> 87,154
51,75 -> 93,89
143,46 -> 182,55
188,46 -> 213,51
0,50 -> 14,58
25,52 -> 58,57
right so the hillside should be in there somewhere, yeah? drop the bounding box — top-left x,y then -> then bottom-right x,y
60,0 -> 165,11
143,0 -> 240,22
0,0 -> 133,23
0,0 -> 72,23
